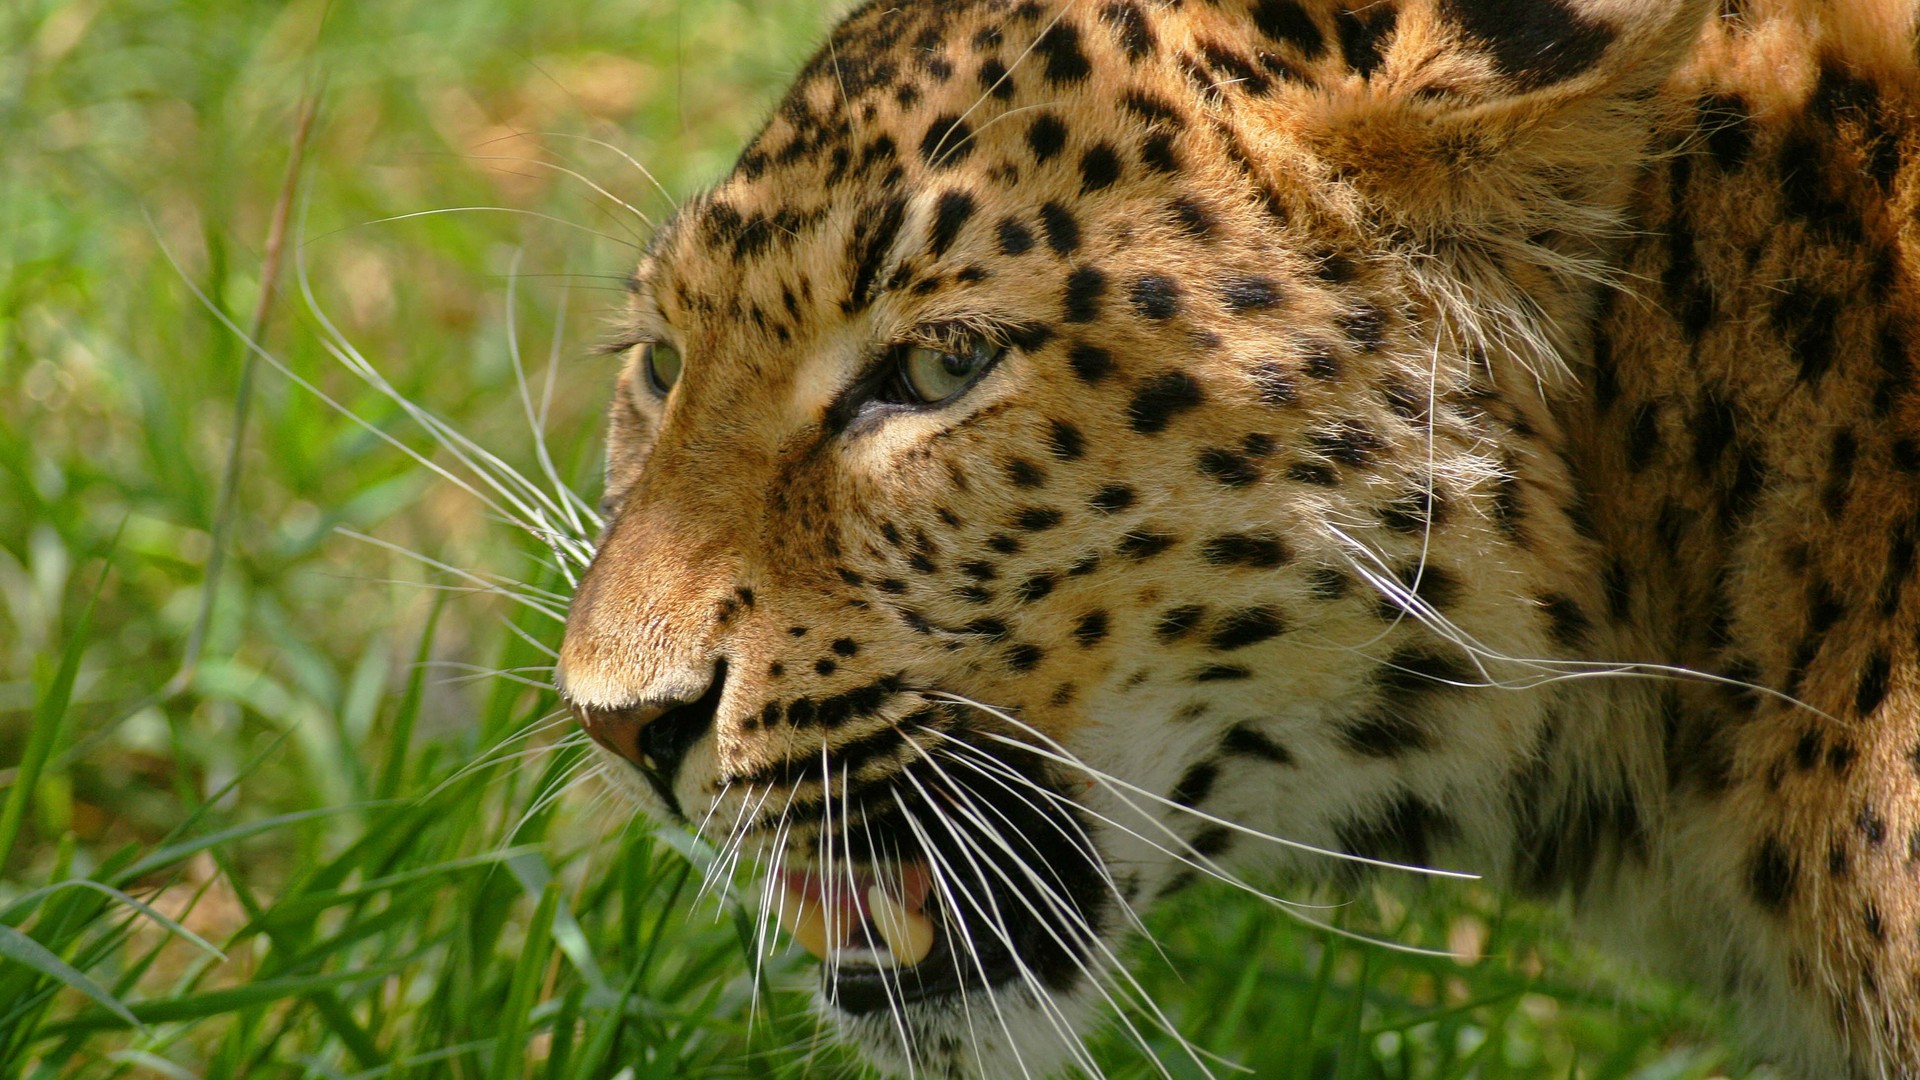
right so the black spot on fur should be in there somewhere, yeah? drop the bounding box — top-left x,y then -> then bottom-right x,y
928,191 -> 976,257
1221,276 -> 1285,312
1068,343 -> 1114,382
1335,791 -> 1456,868
1156,605 -> 1206,641
1699,92 -> 1754,169
1048,419 -> 1086,461
1380,483 -> 1445,535
1859,804 -> 1888,845
1074,610 -> 1110,646
1375,564 -> 1461,620
1252,362 -> 1297,407
1006,459 -> 1047,489
1198,448 -> 1260,487
1309,420 -> 1386,467
1252,0 -> 1326,57
1823,429 -> 1857,517
1443,0 -> 1616,89
1128,372 -> 1204,433
1339,305 -> 1387,351
1208,606 -> 1287,650
1771,283 -> 1840,385
1335,4 -> 1397,78
997,217 -> 1036,255
1625,402 -> 1660,470
1170,197 -> 1215,239
1026,113 -> 1068,163
1036,20 -> 1093,84
1016,572 -> 1056,603
1223,724 -> 1295,765
976,57 -> 1013,99
1120,530 -> 1175,559
1090,484 -> 1135,513
1080,142 -> 1124,192
1129,275 -> 1182,320
1201,532 -> 1288,568
1288,462 -> 1337,486
844,195 -> 909,314
1306,567 -> 1349,600
1063,266 -> 1107,323
1005,642 -> 1045,672
1855,650 -> 1892,717
1040,202 -> 1081,255
1692,392 -> 1737,474
1015,507 -> 1062,531
920,114 -> 975,166
1538,593 -> 1591,648
1138,132 -> 1180,174
1102,1 -> 1156,59
1171,761 -> 1218,807
1748,836 -> 1796,912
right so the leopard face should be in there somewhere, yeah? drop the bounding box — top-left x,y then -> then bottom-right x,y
553,1 -> 1920,1076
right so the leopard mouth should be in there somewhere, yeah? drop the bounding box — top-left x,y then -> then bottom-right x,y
764,740 -> 1113,1017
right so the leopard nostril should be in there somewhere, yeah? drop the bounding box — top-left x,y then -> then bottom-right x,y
567,660 -> 728,819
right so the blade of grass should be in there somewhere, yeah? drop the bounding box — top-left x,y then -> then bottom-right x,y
489,879 -> 560,1080
0,526 -> 112,872
0,922 -> 141,1029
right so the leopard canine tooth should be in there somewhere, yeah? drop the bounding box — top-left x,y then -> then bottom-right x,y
867,884 -> 935,967
777,886 -> 837,961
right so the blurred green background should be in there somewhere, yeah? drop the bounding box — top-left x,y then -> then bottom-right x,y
0,1 -> 1766,1076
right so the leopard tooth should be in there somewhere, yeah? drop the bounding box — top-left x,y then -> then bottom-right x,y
777,887 -> 834,961
867,884 -> 934,967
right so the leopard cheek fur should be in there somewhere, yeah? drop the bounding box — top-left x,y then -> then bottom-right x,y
555,1 -> 1920,1077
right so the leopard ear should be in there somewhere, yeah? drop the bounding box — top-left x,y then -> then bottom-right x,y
1302,0 -> 1708,194
1277,0 -> 1711,364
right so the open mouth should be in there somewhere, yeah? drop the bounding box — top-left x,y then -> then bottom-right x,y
775,862 -> 936,969
764,740 -> 1113,1016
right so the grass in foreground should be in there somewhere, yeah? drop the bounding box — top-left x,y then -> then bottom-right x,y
2,0 -> 1760,1076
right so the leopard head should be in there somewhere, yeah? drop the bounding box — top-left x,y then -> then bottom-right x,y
555,1 -> 1704,1073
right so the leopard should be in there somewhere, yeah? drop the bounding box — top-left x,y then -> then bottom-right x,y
550,0 -> 1920,1075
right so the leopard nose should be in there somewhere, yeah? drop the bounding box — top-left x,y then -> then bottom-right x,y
565,660 -> 727,818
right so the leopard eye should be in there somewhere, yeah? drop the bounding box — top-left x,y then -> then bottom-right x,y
643,343 -> 682,394
897,337 -> 1001,405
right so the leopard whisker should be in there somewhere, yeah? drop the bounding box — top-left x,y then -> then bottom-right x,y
896,796 -> 1067,1080
928,731 -> 1361,922
926,692 -> 1478,880
297,223 -> 598,570
920,761 -> 1214,1080
504,255 -> 602,541
536,132 -> 680,213
1325,523 -> 1839,723
336,530 -> 571,622
900,777 -> 1110,1080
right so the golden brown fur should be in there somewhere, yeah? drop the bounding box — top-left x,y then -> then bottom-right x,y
555,1 -> 1920,1075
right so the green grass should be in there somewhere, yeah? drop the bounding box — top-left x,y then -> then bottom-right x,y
0,1 -> 1762,1076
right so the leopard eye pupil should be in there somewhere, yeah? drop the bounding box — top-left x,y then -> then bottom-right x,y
645,343 -> 682,394
900,337 -> 998,405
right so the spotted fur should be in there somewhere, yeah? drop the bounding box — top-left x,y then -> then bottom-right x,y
557,1 -> 1920,1076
